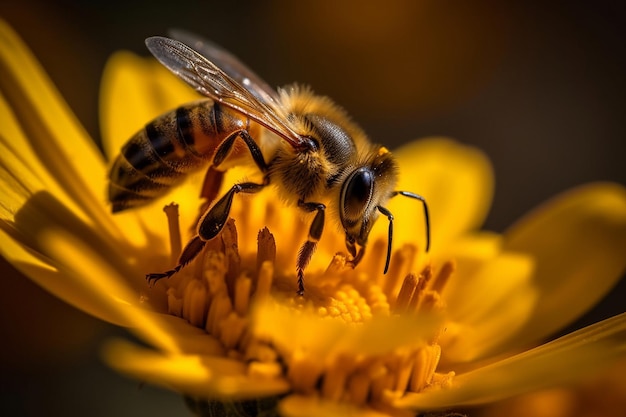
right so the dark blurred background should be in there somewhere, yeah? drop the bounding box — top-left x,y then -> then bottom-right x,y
1,1 -> 625,416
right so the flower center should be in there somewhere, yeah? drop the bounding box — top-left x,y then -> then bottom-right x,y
156,203 -> 455,407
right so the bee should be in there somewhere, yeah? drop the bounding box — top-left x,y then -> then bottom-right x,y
108,31 -> 430,295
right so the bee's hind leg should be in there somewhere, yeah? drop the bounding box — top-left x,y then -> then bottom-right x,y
146,235 -> 206,285
197,180 -> 267,241
146,180 -> 267,285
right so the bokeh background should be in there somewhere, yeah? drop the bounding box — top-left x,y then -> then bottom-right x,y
1,1 -> 625,416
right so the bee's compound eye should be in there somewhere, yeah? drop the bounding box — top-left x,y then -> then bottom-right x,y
342,168 -> 374,220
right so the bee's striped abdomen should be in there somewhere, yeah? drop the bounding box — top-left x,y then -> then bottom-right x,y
108,99 -> 245,212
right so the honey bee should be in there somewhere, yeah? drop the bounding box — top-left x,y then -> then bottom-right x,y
108,31 -> 430,295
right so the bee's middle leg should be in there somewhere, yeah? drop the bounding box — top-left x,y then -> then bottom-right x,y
296,200 -> 326,295
213,129 -> 268,172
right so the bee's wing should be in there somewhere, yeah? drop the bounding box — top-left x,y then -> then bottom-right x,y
146,36 -> 303,148
168,29 -> 280,106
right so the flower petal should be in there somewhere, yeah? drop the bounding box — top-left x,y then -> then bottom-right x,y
1,227 -> 181,353
390,138 -> 494,251
501,182 -> 626,349
103,339 -> 291,399
441,250 -> 539,363
395,312 -> 626,409
253,301 -> 442,360
0,223 -> 125,325
0,20 -> 111,224
99,51 -> 199,160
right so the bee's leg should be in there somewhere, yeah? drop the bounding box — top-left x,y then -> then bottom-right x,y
146,130 -> 269,286
199,166 -> 225,204
213,129 -> 268,172
197,180 -> 267,241
146,235 -> 206,285
146,180 -> 267,285
296,200 -> 326,295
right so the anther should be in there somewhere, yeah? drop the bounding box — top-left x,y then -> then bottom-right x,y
163,203 -> 182,264
429,261 -> 455,294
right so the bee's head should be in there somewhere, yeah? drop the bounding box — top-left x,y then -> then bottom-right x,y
339,148 -> 431,273
339,148 -> 398,257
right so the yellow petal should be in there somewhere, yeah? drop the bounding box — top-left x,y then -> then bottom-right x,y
441,251 -> 539,362
0,20 -> 111,224
395,312 -> 626,410
0,92 -> 76,218
99,51 -> 199,160
0,223 -> 127,326
10,228 -> 178,351
0,193 -> 179,353
0,90 -> 164,290
501,182 -> 626,349
390,138 -> 494,250
103,339 -> 291,399
253,301 -> 442,360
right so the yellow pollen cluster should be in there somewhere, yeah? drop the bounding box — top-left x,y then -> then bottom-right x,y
157,206 -> 455,407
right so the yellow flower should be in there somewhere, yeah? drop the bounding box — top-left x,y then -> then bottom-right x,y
2,20 -> 626,417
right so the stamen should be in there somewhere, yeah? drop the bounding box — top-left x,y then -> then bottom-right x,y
409,344 -> 441,392
393,352 -> 415,393
346,370 -> 370,405
163,203 -> 182,264
370,368 -> 394,402
321,356 -> 355,401
219,312 -> 247,349
408,265 -> 432,313
202,251 -> 228,296
382,244 -> 417,302
254,261 -> 274,301
418,292 -> 441,314
288,350 -> 323,393
368,239 -> 387,280
256,227 -> 276,273
205,291 -> 232,337
167,287 -> 183,317
221,219 -> 240,296
393,273 -> 418,313
429,261 -> 456,294
234,273 -> 252,315
182,279 -> 208,328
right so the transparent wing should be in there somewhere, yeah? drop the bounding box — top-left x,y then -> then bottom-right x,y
145,36 -> 303,147
168,29 -> 280,105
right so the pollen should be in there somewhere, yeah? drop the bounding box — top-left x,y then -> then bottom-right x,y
155,205 -> 455,409
378,146 -> 390,156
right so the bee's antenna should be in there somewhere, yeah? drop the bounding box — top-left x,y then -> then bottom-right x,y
394,191 -> 430,252
382,191 -> 430,274
376,206 -> 394,274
